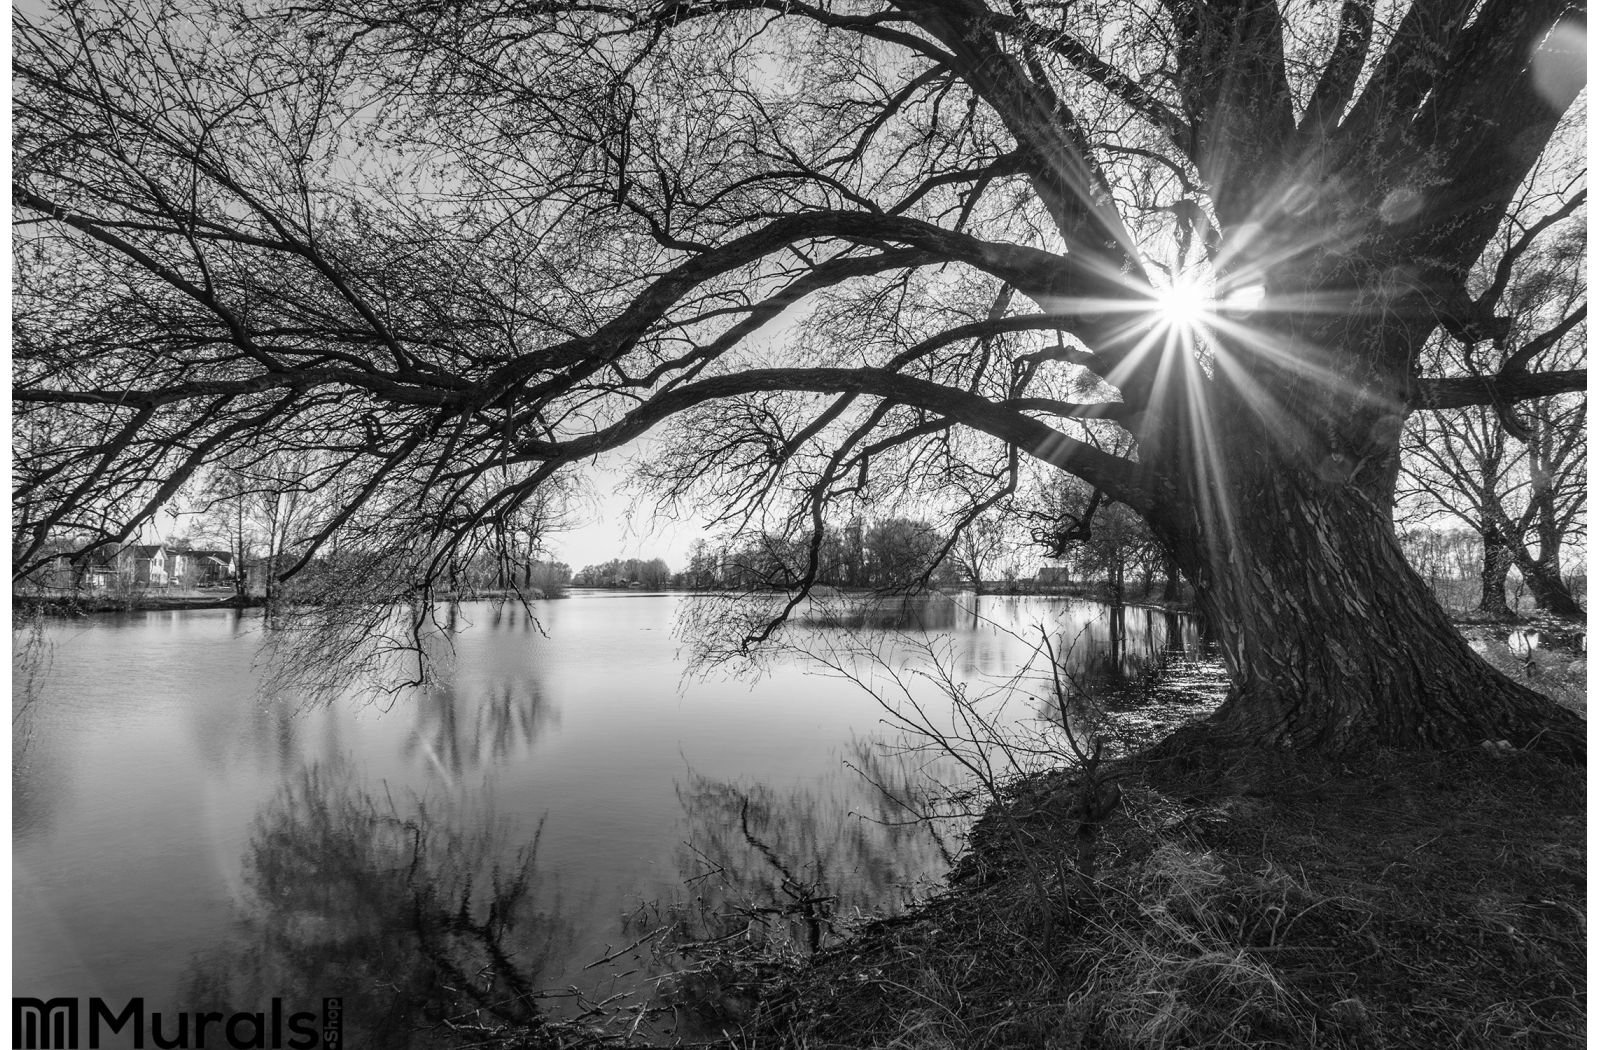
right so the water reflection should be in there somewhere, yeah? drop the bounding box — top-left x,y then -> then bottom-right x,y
1053,606 -> 1214,700
667,741 -> 959,948
394,602 -> 563,779
630,740 -> 964,1035
406,681 -> 557,781
793,595 -> 1224,768
182,760 -> 569,1049
799,593 -> 965,632
17,593 -> 1226,1034
1503,626 -> 1587,656
483,600 -> 544,632
12,608 -> 53,774
797,593 -> 1209,692
1035,607 -> 1228,754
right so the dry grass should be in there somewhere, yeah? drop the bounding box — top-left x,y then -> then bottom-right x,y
722,743 -> 1584,1050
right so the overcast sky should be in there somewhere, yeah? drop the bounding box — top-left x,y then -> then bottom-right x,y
546,446 -> 711,573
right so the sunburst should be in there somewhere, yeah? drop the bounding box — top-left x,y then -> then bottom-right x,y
1154,273 -> 1213,333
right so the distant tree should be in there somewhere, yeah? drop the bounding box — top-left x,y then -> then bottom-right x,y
863,518 -> 944,589
839,522 -> 866,590
1400,399 -> 1585,618
527,561 -> 571,594
947,510 -> 1014,592
573,561 -> 617,587
684,540 -> 723,590
1398,177 -> 1586,618
193,453 -> 329,604
719,533 -> 808,589
195,469 -> 257,601
1395,526 -> 1484,613
1032,471 -> 1167,602
1515,401 -> 1587,613
636,557 -> 672,589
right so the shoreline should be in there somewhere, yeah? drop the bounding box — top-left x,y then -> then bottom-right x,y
711,742 -> 1585,1050
14,593 -> 266,615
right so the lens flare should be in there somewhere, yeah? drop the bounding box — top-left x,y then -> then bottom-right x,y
1154,275 -> 1212,331
1222,283 -> 1266,311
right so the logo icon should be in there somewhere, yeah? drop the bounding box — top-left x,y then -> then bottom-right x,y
13,998 -> 77,1050
11,997 -> 342,1050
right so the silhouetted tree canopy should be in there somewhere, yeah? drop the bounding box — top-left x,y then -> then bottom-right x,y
13,0 -> 1586,755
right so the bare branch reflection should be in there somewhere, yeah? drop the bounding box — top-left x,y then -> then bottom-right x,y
663,740 -> 965,955
182,760 -> 570,1048
405,680 -> 557,780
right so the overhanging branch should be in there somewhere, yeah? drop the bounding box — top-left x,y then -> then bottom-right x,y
1413,368 -> 1587,411
509,366 -> 1153,511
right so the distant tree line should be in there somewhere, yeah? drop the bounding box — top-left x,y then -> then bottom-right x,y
682,519 -> 950,591
572,558 -> 673,589
572,519 -> 965,593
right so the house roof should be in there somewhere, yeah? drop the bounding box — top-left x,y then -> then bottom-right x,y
164,543 -> 234,558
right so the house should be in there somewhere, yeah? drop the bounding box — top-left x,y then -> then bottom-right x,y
162,544 -> 239,587
1036,565 -> 1072,586
22,541 -> 177,590
117,544 -> 168,587
188,549 -> 238,586
84,550 -> 119,590
164,545 -> 192,585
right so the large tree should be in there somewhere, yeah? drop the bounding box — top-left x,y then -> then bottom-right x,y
13,0 -> 1586,755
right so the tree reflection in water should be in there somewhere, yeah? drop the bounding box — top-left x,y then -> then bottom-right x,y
794,593 -> 1212,704
182,761 -> 570,1049
649,742 -> 960,953
636,739 -> 965,1032
796,593 -> 964,633
1039,607 -> 1228,753
405,680 -> 557,780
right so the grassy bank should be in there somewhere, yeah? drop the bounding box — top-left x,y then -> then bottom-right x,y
716,742 -> 1584,1049
14,592 -> 264,615
636,629 -> 1586,1050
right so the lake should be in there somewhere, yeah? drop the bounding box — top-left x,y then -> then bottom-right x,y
12,591 -> 1219,1044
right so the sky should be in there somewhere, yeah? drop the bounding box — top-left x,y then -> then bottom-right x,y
543,446 -> 712,572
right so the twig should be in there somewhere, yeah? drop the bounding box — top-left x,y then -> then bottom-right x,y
584,926 -> 671,970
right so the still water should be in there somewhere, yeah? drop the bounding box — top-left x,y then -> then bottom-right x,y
13,592 -> 1215,1043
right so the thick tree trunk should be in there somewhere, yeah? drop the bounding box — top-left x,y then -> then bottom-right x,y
1520,556 -> 1584,618
1522,451 -> 1584,618
1153,462 -> 1583,760
1476,525 -> 1515,620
